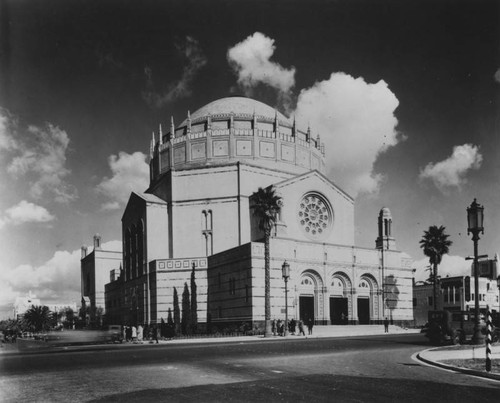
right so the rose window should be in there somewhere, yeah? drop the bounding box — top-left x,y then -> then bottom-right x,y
298,193 -> 332,240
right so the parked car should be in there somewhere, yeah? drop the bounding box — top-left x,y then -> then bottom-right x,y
425,310 -> 498,345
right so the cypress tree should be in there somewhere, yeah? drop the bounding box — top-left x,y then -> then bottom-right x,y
181,282 -> 191,335
173,287 -> 180,336
167,308 -> 174,338
190,263 -> 198,334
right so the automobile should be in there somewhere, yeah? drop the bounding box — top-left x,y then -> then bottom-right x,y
107,325 -> 123,343
425,310 -> 498,345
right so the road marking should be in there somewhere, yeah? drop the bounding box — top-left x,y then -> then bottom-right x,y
271,370 -> 284,373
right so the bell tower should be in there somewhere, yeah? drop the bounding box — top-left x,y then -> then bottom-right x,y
376,207 -> 396,250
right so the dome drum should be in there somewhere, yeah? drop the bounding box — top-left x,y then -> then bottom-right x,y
149,97 -> 326,183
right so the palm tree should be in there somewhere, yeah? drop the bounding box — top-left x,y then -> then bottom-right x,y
419,225 -> 452,310
23,305 -> 53,332
251,186 -> 282,337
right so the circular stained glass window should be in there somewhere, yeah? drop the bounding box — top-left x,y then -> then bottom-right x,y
297,193 -> 333,240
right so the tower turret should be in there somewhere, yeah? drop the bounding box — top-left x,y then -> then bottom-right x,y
376,207 -> 396,250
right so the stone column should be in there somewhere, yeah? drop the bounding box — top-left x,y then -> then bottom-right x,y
351,289 -> 358,324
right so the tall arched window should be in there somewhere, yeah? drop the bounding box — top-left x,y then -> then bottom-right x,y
202,210 -> 213,256
131,224 -> 137,279
125,228 -> 131,281
137,220 -> 144,276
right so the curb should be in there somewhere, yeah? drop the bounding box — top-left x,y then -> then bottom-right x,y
416,349 -> 500,381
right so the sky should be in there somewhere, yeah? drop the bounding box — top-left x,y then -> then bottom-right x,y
0,0 -> 499,319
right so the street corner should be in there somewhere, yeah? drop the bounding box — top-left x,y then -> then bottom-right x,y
416,344 -> 500,381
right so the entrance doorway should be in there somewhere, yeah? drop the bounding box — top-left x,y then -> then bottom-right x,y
330,297 -> 348,324
357,298 -> 370,324
299,296 -> 314,322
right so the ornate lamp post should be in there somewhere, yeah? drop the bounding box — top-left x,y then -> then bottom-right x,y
497,276 -> 500,317
282,260 -> 290,337
467,198 -> 485,345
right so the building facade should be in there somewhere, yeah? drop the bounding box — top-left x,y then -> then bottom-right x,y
80,234 -> 122,321
413,256 -> 500,326
104,96 -> 414,329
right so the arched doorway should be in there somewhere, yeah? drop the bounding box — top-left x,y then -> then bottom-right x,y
298,271 -> 321,323
357,275 -> 379,324
357,278 -> 371,324
330,273 -> 351,324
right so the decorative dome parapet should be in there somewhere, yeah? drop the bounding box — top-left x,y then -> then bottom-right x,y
149,97 -> 326,183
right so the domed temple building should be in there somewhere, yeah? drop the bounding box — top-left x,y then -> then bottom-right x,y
102,96 -> 414,330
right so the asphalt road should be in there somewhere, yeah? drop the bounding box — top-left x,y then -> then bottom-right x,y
1,334 -> 499,402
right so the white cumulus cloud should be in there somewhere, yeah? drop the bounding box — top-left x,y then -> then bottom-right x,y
1,109 -> 77,204
0,240 -> 122,313
228,32 -> 296,98
3,200 -> 55,226
419,144 -> 482,192
294,72 -> 400,197
96,151 -> 150,210
494,68 -> 500,83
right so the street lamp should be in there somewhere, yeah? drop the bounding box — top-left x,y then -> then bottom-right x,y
467,198 -> 484,345
282,260 -> 290,337
497,276 -> 500,318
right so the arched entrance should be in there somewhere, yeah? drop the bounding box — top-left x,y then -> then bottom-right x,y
357,274 -> 379,324
357,278 -> 371,324
297,271 -> 322,323
330,273 -> 351,324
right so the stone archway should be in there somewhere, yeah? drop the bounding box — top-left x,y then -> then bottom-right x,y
297,270 -> 323,323
358,274 -> 380,324
330,272 -> 353,325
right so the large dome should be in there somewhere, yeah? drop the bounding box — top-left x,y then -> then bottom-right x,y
150,96 -> 326,183
180,97 -> 291,126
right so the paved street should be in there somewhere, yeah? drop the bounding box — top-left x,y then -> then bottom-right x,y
1,333 -> 499,402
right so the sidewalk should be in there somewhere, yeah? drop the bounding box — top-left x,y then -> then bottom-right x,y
417,343 -> 500,381
0,325 -> 419,353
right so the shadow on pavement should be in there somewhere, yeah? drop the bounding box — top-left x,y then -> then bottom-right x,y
89,374 -> 499,403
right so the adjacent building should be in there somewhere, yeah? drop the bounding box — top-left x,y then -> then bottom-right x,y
80,234 -> 122,323
413,256 -> 500,326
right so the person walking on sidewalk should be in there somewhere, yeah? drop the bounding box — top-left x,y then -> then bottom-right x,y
298,319 -> 305,336
384,317 -> 389,333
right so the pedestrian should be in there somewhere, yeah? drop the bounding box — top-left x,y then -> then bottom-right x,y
137,325 -> 143,342
290,318 -> 296,335
126,326 -> 132,342
153,325 -> 159,343
272,319 -> 277,336
307,318 -> 314,335
132,325 -> 137,342
298,319 -> 305,336
277,319 -> 283,336
384,317 -> 389,333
